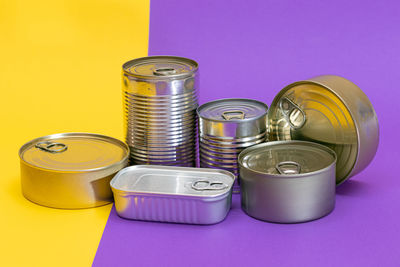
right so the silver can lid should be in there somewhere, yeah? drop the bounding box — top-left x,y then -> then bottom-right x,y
111,165 -> 235,198
268,78 -> 361,183
239,141 -> 336,176
123,56 -> 198,79
19,133 -> 129,172
197,99 -> 268,122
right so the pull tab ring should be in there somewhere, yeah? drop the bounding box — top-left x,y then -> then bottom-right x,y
275,161 -> 301,175
153,68 -> 177,76
221,110 -> 245,120
191,180 -> 228,191
35,141 -> 68,153
279,97 -> 306,129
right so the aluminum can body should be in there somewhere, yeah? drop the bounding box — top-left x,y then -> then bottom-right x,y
123,56 -> 199,167
197,98 -> 268,193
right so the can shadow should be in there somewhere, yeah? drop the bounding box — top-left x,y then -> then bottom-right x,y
336,179 -> 371,196
7,176 -> 21,200
90,174 -> 114,202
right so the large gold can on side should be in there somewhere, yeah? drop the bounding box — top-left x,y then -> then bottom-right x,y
268,75 -> 379,184
19,133 -> 129,209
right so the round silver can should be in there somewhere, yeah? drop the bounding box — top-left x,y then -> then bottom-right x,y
197,98 -> 268,193
123,56 -> 199,167
19,133 -> 129,209
238,141 -> 336,223
268,75 -> 379,184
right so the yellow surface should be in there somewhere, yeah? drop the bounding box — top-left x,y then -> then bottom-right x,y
0,1 -> 149,266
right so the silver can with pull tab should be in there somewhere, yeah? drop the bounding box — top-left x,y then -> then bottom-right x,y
122,56 -> 199,167
238,140 -> 337,223
110,165 -> 235,224
19,133 -> 129,209
268,75 -> 379,185
197,99 -> 268,193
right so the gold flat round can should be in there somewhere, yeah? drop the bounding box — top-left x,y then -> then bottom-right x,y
19,133 -> 129,209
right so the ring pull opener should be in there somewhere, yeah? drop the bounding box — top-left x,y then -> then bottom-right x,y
275,161 -> 301,175
221,110 -> 245,120
279,97 -> 306,129
191,180 -> 229,191
35,141 -> 68,153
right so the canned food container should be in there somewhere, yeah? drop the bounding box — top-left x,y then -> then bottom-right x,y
123,56 -> 199,167
239,141 -> 336,223
110,165 -> 235,224
197,99 -> 268,193
268,75 -> 379,184
19,133 -> 129,209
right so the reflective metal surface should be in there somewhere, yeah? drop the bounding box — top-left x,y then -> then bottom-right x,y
123,56 -> 199,166
239,141 -> 336,223
111,165 -> 235,224
268,75 -> 379,184
197,99 -> 268,193
19,133 -> 129,209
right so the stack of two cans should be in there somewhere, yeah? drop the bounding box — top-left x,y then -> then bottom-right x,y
197,99 -> 269,193
122,56 -> 199,167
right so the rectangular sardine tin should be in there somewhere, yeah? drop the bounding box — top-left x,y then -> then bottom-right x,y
110,165 -> 235,224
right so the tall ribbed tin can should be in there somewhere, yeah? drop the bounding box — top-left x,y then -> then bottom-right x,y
197,99 -> 268,193
122,56 -> 199,167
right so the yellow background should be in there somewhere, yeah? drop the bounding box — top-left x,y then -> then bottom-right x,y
0,0 -> 149,266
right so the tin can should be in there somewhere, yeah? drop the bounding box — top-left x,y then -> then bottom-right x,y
19,133 -> 129,209
110,165 -> 235,224
238,141 -> 336,223
123,56 -> 199,167
197,99 -> 268,193
268,75 -> 379,184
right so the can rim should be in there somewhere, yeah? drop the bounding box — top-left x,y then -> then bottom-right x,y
197,98 -> 268,123
124,90 -> 197,100
199,132 -> 267,142
19,132 -> 130,173
122,55 -> 198,79
238,140 -> 337,178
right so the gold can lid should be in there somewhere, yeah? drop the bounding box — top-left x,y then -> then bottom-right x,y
19,133 -> 129,172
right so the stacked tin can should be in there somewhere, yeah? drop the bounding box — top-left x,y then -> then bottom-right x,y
197,99 -> 268,192
122,56 -> 199,167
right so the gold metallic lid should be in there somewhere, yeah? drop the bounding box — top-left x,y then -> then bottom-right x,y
19,133 -> 129,172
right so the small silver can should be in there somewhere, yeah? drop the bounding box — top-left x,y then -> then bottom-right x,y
19,133 -> 129,209
110,165 -> 235,224
197,99 -> 268,193
238,141 -> 336,223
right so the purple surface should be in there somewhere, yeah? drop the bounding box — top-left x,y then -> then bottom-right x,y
94,0 -> 400,266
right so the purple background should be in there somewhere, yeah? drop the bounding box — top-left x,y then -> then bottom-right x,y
94,1 -> 400,266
